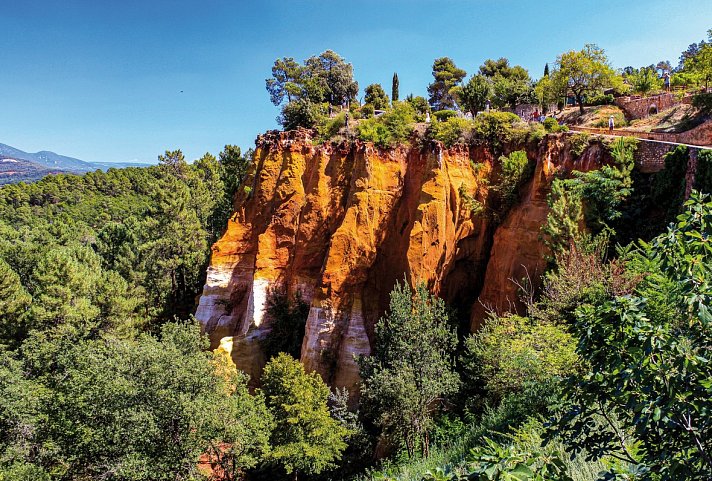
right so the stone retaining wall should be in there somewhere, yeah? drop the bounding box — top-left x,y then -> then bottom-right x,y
615,93 -> 678,119
565,129 -> 707,175
569,125 -> 711,148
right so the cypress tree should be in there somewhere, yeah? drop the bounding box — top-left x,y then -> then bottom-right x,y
392,72 -> 399,102
544,63 -> 550,77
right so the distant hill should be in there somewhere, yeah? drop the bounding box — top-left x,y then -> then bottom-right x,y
0,157 -> 65,185
0,143 -> 152,184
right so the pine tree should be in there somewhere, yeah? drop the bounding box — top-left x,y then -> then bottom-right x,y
359,282 -> 460,457
262,353 -> 348,480
392,72 -> 399,102
0,259 -> 31,344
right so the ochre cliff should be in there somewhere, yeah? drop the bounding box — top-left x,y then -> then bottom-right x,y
195,129 -> 607,394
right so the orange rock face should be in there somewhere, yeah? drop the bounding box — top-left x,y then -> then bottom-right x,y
195,129 -> 605,393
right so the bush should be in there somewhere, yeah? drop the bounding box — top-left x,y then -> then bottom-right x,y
361,103 -> 375,119
694,149 -> 712,193
494,150 -> 531,212
433,110 -> 458,122
406,95 -> 431,121
462,315 -> 578,404
671,71 -> 702,89
554,193 -> 712,479
542,117 -> 558,131
585,93 -> 614,106
471,112 -> 522,154
569,132 -> 590,157
316,113 -> 347,142
428,117 -> 474,147
357,102 -> 416,148
280,100 -> 327,130
692,92 -> 712,116
458,184 -> 484,216
652,144 -> 689,222
261,289 -> 310,360
527,122 -> 546,143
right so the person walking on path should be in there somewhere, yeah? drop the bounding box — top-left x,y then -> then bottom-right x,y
608,115 -> 615,133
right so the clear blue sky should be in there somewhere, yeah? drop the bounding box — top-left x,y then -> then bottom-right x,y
2,0 -> 710,163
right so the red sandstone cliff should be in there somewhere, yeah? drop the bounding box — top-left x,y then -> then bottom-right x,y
195,129 -> 606,393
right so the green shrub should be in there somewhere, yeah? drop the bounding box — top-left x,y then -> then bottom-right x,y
357,101 -> 416,148
316,112 -> 346,142
652,144 -> 689,222
494,150 -> 531,211
527,122 -> 546,143
428,117 -> 474,147
406,95 -> 431,122
569,132 -> 590,157
466,418 -> 611,481
433,110 -> 458,122
585,93 -> 614,106
553,193 -> 712,479
471,112 -> 521,154
280,100 -> 327,130
694,149 -> 712,193
458,184 -> 484,215
541,117 -> 568,133
0,463 -> 51,481
462,315 -> 578,403
542,117 -> 558,131
361,103 -> 375,119
261,289 -> 310,360
671,71 -> 702,89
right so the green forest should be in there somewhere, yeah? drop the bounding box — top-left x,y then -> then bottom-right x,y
2,26 -> 712,481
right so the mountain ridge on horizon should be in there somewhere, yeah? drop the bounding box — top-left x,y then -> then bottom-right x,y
0,142 -> 153,185
0,142 -> 152,170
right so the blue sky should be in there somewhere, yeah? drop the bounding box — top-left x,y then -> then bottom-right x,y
2,0 -> 710,163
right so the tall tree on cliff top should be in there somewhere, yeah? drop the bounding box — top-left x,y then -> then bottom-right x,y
553,44 -> 624,114
262,353 -> 348,481
359,282 -> 459,458
266,57 -> 305,106
267,51 -> 358,129
478,58 -> 534,110
459,74 -> 492,116
304,50 -> 359,106
427,57 -> 466,111
392,72 -> 399,102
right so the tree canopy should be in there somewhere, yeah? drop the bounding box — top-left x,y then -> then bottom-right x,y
261,353 -> 348,480
364,83 -> 390,110
359,282 -> 460,458
553,44 -> 624,113
0,322 -> 272,481
554,192 -> 712,480
459,74 -> 492,116
266,50 -> 359,129
427,57 -> 467,111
